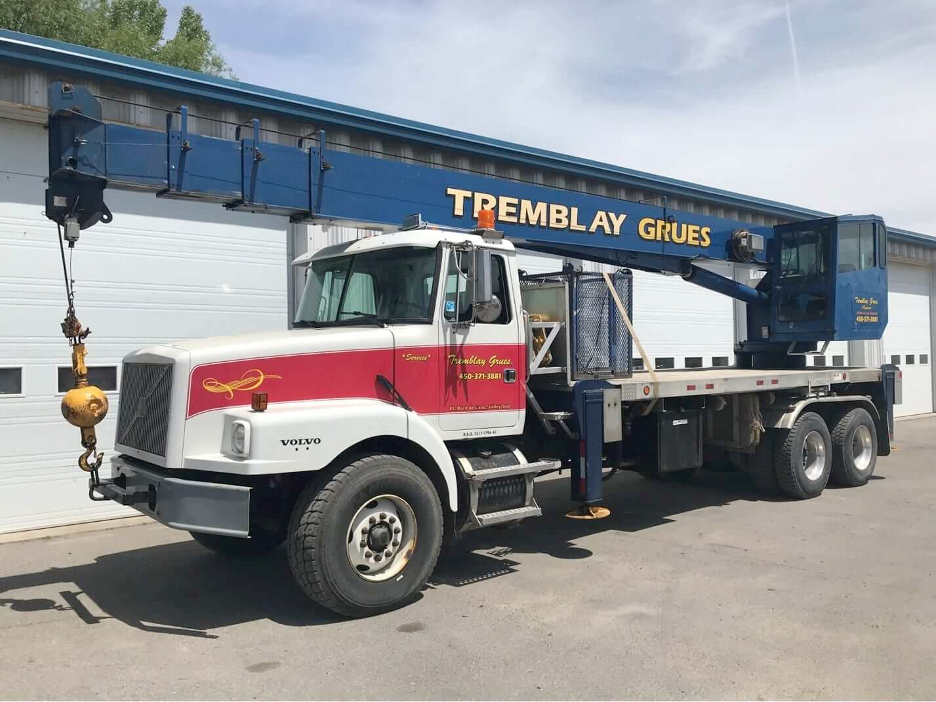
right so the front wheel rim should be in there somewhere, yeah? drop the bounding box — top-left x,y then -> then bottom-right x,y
346,494 -> 417,582
852,425 -> 874,472
802,430 -> 827,481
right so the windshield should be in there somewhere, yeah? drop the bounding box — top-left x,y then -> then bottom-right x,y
294,245 -> 438,326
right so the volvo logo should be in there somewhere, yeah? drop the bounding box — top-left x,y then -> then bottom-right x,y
280,437 -> 321,446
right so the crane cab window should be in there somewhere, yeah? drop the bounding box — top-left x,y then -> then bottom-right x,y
780,228 -> 829,280
838,221 -> 876,273
777,225 -> 831,323
444,250 -> 511,324
877,223 -> 887,268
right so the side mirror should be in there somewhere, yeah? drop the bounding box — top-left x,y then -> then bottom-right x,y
472,248 -> 494,306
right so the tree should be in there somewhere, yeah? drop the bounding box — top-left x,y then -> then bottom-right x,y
0,0 -> 235,78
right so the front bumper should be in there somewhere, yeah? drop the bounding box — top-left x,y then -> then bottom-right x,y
97,455 -> 251,538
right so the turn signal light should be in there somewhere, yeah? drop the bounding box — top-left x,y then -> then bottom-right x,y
251,392 -> 268,412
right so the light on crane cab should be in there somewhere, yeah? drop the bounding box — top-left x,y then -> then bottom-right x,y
477,209 -> 496,230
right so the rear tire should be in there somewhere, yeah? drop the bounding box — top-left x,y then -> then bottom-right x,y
830,407 -> 878,487
287,454 -> 443,618
191,529 -> 283,558
774,412 -> 832,499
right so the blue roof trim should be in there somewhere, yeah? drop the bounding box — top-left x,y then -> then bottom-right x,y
0,29 -> 931,241
889,227 -> 935,246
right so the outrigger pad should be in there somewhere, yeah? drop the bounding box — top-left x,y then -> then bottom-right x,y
565,505 -> 611,520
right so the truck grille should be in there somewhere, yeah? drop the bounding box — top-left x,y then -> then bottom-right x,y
115,362 -> 174,458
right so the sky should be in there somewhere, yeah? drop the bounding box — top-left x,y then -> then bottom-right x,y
162,0 -> 936,234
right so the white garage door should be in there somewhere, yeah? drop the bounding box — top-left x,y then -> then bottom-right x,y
0,118 -> 289,533
884,262 -> 933,416
630,263 -> 736,370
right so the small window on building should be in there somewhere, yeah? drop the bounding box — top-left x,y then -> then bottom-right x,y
58,366 -> 118,393
891,355 -> 901,365
813,356 -> 827,367
712,356 -> 729,367
685,357 -> 703,368
921,354 -> 929,365
632,358 -> 644,371
906,355 -> 915,365
832,355 -> 845,367
655,357 -> 675,370
0,368 -> 22,395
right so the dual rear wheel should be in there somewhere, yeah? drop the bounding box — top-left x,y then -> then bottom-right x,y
756,406 -> 878,499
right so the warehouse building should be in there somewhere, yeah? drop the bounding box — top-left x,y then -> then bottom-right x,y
0,30 -> 933,532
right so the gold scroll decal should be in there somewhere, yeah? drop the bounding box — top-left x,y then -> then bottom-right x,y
202,369 -> 282,399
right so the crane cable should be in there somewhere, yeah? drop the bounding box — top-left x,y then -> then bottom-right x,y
56,223 -> 76,334
56,221 -> 107,494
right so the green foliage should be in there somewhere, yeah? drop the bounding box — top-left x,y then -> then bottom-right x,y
0,0 -> 235,78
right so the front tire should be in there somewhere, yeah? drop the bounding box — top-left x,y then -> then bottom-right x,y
830,407 -> 878,487
774,412 -> 832,499
287,454 -> 443,618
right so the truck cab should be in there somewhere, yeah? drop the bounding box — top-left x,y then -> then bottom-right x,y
292,228 -> 528,440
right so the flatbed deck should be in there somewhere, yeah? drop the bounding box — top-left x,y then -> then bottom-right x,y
533,366 -> 882,401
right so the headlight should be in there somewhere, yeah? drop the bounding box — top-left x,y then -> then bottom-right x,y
231,421 -> 250,456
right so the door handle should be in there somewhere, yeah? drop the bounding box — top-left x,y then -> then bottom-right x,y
504,368 -> 517,383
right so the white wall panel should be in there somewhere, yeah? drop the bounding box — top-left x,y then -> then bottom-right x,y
0,118 -> 289,532
630,262 -> 736,370
884,262 -> 933,416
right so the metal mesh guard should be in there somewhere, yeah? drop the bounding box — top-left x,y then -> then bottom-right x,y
115,362 -> 174,458
573,271 -> 633,379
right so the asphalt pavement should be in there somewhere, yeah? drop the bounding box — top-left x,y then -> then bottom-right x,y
1,416 -> 934,700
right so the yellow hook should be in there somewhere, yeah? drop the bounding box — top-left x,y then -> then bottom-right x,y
78,441 -> 104,473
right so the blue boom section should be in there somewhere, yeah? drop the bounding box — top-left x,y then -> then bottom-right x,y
44,83 -> 889,349
43,83 -> 768,281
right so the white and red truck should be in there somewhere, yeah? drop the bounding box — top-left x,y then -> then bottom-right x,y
45,84 -> 900,616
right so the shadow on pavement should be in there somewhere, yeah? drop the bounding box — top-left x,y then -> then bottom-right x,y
0,539 -> 343,637
0,467 -> 768,636
437,467 -> 767,572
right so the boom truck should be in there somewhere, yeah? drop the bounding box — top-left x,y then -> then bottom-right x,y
45,83 -> 900,617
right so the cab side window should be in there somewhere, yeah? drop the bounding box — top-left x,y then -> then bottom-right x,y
444,251 -> 511,324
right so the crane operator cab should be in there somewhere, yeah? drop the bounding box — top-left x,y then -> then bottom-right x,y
744,215 -> 888,364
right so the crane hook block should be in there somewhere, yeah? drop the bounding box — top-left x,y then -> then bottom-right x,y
61,342 -> 109,473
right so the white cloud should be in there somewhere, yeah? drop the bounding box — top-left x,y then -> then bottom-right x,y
172,0 -> 936,233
